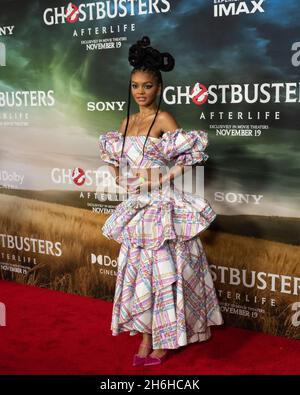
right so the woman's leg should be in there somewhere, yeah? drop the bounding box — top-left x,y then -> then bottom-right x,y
136,333 -> 152,357
139,333 -> 168,359
149,348 -> 168,358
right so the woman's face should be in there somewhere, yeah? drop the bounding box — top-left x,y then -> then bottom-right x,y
131,71 -> 161,107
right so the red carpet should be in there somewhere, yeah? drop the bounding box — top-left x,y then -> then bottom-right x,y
0,279 -> 299,375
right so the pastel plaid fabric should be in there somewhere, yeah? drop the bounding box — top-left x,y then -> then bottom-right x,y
98,128 -> 209,168
110,237 -> 223,349
102,184 -> 217,250
99,129 -> 223,349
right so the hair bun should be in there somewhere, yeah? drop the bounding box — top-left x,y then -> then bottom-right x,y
160,52 -> 175,72
128,36 -> 175,72
137,36 -> 150,47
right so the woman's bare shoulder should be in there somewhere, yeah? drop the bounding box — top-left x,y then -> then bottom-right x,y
119,114 -> 137,136
157,111 -> 180,132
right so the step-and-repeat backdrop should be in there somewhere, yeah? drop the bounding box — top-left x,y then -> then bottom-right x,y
0,0 -> 299,339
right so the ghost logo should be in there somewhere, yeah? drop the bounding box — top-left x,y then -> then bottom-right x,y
291,42 -> 300,67
191,83 -> 209,106
0,302 -> 6,326
65,2 -> 79,24
72,167 -> 86,186
0,42 -> 6,66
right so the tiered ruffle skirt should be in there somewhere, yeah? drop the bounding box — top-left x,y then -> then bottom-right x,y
102,184 -> 223,349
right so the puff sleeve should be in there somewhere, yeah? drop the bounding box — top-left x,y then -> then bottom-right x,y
160,128 -> 209,166
98,131 -> 121,167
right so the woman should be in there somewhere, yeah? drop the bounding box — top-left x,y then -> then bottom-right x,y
98,36 -> 223,367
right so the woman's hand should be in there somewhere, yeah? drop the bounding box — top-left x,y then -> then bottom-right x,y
115,175 -> 140,191
116,175 -> 162,194
130,179 -> 161,194
115,175 -> 129,188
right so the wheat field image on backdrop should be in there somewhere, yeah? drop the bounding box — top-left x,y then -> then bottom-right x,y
0,192 -> 299,339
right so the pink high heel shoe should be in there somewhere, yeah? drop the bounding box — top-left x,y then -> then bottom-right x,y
132,343 -> 152,367
144,351 -> 168,366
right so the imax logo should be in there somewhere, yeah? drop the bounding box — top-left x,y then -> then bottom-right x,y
214,0 -> 265,18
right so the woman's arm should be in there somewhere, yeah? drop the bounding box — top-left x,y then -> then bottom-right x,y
106,117 -> 128,184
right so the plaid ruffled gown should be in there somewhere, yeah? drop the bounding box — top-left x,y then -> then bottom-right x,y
98,128 -> 223,349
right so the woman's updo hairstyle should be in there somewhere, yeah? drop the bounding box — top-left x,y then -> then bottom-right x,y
120,36 -> 175,166
128,36 -> 175,72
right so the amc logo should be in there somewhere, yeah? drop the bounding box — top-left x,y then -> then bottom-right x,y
90,253 -> 118,268
0,302 -> 6,326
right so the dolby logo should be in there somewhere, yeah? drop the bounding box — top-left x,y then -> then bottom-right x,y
90,253 -> 118,268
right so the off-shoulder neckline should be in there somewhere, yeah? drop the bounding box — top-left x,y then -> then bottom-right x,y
110,128 -> 185,141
